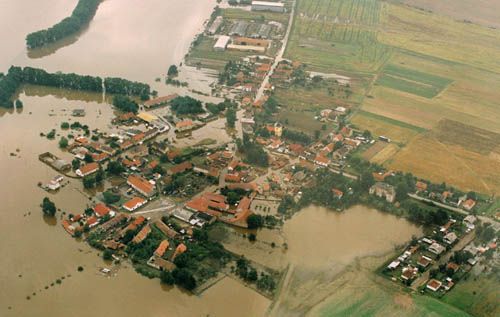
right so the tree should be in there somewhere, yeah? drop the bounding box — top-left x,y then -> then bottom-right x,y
226,108 -> 237,128
61,122 -> 70,129
59,136 -> 68,148
15,99 -> 23,108
395,182 -> 410,201
172,268 -> 197,291
314,130 -> 320,140
41,197 -> 56,216
103,191 -> 120,204
360,171 -> 375,191
170,96 -> 204,115
167,65 -> 178,77
83,154 -> 93,163
83,176 -> 96,189
112,95 -> 139,114
247,214 -> 264,229
72,158 -> 81,170
160,270 -> 175,285
103,249 -> 113,261
106,160 -> 124,175
193,228 -> 208,242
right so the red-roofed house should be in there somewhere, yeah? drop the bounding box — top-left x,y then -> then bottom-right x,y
94,203 -> 113,218
127,175 -> 156,197
332,188 -> 344,199
154,240 -> 170,257
314,155 -> 330,167
132,225 -> 151,244
123,197 -> 147,212
76,162 -> 99,177
462,199 -> 476,211
176,120 -> 194,132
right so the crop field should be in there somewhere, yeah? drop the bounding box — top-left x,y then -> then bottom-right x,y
222,8 -> 290,26
400,0 -> 500,29
387,130 -> 500,195
378,3 -> 500,73
375,64 -> 452,98
285,0 -> 392,73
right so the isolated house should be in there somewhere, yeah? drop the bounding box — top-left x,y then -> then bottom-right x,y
369,182 -> 396,203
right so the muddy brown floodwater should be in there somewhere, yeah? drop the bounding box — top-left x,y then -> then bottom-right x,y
270,205 -> 422,316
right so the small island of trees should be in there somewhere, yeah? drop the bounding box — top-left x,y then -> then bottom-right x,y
26,0 -> 101,49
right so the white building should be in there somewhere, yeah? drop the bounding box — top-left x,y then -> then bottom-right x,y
251,1 -> 285,13
214,35 -> 231,51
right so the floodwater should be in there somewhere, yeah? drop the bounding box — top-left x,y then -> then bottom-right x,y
0,0 -> 217,92
271,205 -> 422,316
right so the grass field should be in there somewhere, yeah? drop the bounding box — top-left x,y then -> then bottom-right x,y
285,0 -> 392,73
378,2 -> 500,73
375,64 -> 452,98
441,275 -> 500,317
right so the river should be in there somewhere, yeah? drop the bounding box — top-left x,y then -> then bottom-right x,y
0,1 -> 421,316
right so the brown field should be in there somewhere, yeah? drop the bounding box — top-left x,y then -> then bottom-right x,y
361,141 -> 388,161
401,0 -> 500,29
370,143 -> 401,165
388,131 -> 500,195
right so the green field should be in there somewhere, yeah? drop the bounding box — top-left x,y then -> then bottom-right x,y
376,64 -> 453,98
186,35 -> 249,70
285,0 -> 392,73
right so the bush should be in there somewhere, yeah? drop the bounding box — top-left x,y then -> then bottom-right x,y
160,270 -> 175,285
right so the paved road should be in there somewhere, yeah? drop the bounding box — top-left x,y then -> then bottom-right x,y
255,1 -> 295,101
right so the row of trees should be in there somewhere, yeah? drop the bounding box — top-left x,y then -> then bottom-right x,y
112,95 -> 139,114
26,0 -> 101,49
0,66 -> 151,108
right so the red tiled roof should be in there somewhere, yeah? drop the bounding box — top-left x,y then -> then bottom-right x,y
169,161 -> 193,174
143,94 -> 178,107
154,240 -> 170,257
94,203 -> 111,217
132,225 -> 151,244
79,162 -> 99,175
127,175 -> 155,196
123,197 -> 146,211
176,120 -> 193,129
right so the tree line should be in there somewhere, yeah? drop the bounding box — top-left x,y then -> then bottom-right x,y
26,0 -> 101,49
0,66 -> 151,108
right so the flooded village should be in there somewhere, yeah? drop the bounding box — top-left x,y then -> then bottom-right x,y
1,1 -> 499,317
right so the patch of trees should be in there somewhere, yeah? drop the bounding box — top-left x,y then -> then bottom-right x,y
234,257 -> 276,292
103,191 -> 120,204
26,0 -> 101,49
476,223 -> 498,243
167,65 -> 178,77
112,95 -> 139,114
246,214 -> 264,229
402,200 -> 450,226
277,195 -> 296,214
237,134 -> 268,167
41,197 -> 56,216
282,129 -> 312,145
299,170 -> 359,210
106,160 -> 125,175
170,96 -> 204,115
0,66 -> 151,108
83,169 -> 104,188
226,107 -> 237,128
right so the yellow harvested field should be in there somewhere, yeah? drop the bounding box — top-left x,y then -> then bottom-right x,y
378,3 -> 500,73
370,143 -> 400,165
388,135 -> 500,195
351,111 -> 421,143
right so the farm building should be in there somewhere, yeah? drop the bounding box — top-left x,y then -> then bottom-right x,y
208,16 -> 223,35
227,44 -> 266,53
233,36 -> 271,47
251,24 -> 272,39
229,21 -> 249,36
251,1 -> 285,13
214,35 -> 231,51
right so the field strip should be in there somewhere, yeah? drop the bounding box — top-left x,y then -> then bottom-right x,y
356,110 -> 427,132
